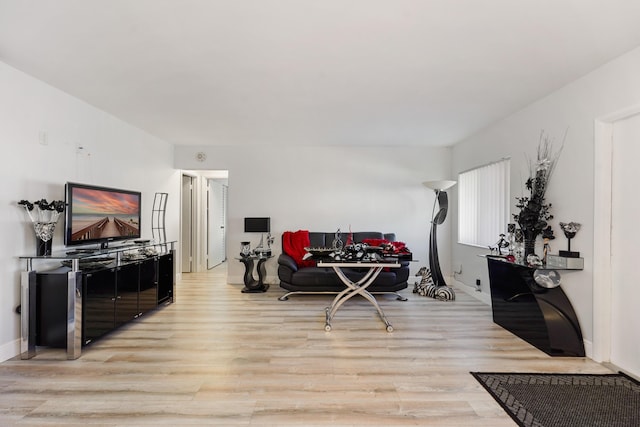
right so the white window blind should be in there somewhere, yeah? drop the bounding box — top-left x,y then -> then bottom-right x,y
458,158 -> 510,247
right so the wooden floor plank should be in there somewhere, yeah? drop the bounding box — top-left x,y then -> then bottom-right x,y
0,263 -> 610,426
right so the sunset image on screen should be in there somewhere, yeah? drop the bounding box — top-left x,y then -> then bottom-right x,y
70,187 -> 140,241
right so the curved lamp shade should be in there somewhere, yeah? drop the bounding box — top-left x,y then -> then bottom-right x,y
422,180 -> 457,191
424,180 -> 456,288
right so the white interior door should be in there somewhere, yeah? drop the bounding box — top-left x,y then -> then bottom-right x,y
610,113 -> 640,378
207,179 -> 226,269
181,175 -> 194,273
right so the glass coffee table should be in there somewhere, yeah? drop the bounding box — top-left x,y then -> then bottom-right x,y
317,261 -> 401,332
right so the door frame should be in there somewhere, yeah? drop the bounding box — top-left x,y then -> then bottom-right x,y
206,178 -> 228,269
181,173 -> 197,273
593,104 -> 640,363
180,170 -> 229,273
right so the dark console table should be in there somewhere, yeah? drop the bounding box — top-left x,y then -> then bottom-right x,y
486,256 -> 585,357
238,255 -> 272,293
19,241 -> 176,360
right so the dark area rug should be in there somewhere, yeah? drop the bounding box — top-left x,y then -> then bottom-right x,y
471,372 -> 640,427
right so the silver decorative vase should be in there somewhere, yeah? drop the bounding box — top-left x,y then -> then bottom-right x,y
33,221 -> 56,256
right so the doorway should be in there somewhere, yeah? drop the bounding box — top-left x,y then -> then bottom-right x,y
609,113 -> 640,377
180,170 -> 229,273
181,174 -> 196,273
207,179 -> 227,269
594,107 -> 640,379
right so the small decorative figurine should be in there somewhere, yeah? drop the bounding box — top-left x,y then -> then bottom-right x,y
527,253 -> 543,267
541,225 -> 555,264
514,228 -> 525,263
489,233 -> 510,255
240,241 -> 251,257
559,222 -> 581,258
507,223 -> 516,255
332,228 -> 343,250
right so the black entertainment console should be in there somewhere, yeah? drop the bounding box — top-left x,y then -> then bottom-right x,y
19,241 -> 176,360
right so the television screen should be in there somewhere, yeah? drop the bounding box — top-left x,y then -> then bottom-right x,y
65,182 -> 141,247
244,217 -> 270,233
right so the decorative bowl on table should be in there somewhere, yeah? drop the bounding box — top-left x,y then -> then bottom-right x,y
303,247 -> 335,260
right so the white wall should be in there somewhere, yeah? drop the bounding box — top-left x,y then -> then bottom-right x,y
451,45 -> 640,354
175,145 -> 453,284
0,61 -> 181,362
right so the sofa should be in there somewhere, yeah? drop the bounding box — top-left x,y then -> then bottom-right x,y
277,231 -> 410,301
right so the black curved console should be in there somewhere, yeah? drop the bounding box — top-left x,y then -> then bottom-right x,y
486,257 -> 585,357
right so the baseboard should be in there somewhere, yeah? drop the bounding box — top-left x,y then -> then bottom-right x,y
0,339 -> 20,363
227,275 -> 244,286
227,275 -> 281,286
454,279 -> 491,305
583,339 -> 593,359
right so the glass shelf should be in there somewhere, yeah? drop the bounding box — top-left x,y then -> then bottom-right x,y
19,241 -> 176,271
482,254 -> 584,271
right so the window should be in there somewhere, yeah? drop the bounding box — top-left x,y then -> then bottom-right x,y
458,158 -> 510,247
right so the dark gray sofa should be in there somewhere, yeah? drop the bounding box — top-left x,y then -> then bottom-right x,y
277,231 -> 410,301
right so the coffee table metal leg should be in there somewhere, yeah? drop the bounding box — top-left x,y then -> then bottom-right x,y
324,307 -> 332,331
325,266 -> 393,332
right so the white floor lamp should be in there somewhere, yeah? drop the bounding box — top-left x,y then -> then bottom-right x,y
422,180 -> 456,300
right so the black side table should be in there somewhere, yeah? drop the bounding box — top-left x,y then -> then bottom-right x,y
237,255 -> 272,293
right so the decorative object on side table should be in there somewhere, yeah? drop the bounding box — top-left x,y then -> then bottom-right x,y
541,225 -> 555,264
422,179 -> 457,301
18,199 -> 65,256
513,227 -> 524,263
240,241 -> 251,257
245,217 -> 272,256
489,233 -> 509,255
559,221 -> 581,258
513,131 -> 564,258
533,268 -> 562,288
506,223 -> 516,255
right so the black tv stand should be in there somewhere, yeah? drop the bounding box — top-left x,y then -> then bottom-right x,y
19,241 -> 176,360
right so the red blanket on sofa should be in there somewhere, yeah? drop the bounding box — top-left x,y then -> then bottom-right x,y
282,230 -> 316,267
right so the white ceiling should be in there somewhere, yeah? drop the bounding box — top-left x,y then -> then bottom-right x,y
2,0 -> 640,148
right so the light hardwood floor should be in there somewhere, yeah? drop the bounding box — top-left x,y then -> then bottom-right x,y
0,263 -> 611,426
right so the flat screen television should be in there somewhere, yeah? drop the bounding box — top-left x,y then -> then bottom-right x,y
244,217 -> 270,233
65,182 -> 142,248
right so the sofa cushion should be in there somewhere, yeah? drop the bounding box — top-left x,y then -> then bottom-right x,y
306,231 -> 387,249
289,267 -> 343,287
283,266 -> 399,288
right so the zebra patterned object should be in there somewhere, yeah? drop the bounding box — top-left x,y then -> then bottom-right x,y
413,267 -> 437,297
413,266 -> 455,300
435,286 -> 455,301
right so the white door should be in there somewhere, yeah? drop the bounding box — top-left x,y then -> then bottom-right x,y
181,175 -> 194,273
207,179 -> 227,269
610,113 -> 640,378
